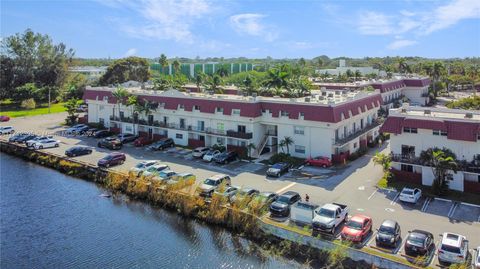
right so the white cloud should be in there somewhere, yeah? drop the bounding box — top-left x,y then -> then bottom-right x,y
422,0 -> 480,34
101,0 -> 213,43
229,13 -> 278,41
387,39 -> 417,50
358,11 -> 393,35
124,48 -> 137,57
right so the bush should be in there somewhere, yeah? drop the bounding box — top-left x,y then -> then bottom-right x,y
21,98 -> 36,109
269,153 -> 305,167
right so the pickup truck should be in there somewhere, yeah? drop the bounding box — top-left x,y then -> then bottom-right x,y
312,203 -> 349,235
290,201 -> 320,226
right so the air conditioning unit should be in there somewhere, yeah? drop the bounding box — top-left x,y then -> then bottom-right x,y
465,112 -> 473,119
424,110 -> 431,115
304,97 -> 311,102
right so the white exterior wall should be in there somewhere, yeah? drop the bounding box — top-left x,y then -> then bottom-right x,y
403,86 -> 429,106
390,128 -> 480,161
421,166 -> 464,192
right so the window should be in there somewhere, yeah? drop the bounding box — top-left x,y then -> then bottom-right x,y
401,164 -> 413,172
99,118 -> 104,125
280,110 -> 289,117
232,109 -> 241,115
125,125 -> 133,132
179,118 -> 185,129
237,125 -> 246,133
441,130 -> 447,136
103,96 -> 108,101
99,105 -> 104,111
299,112 -> 305,117
433,130 -> 447,136
294,126 -> 305,135
178,104 -> 185,109
353,142 -> 357,148
403,127 -> 418,133
193,105 -> 200,111
294,145 -> 306,154
216,107 -> 224,113
176,133 -> 183,139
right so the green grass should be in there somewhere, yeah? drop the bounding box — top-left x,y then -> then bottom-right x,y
1,102 -> 67,117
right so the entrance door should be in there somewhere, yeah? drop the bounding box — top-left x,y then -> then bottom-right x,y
148,128 -> 153,139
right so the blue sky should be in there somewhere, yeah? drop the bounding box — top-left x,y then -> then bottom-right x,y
2,0 -> 479,59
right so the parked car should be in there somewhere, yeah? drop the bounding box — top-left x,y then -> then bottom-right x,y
16,134 -> 38,143
130,160 -> 159,175
438,232 -> 469,265
475,246 -> 480,269
312,203 -> 349,235
155,170 -> 177,181
97,137 -> 122,150
305,156 -> 332,167
133,137 -> 154,147
192,147 -> 210,158
198,174 -> 231,197
213,151 -> 238,164
85,128 -> 99,136
214,185 -> 239,199
266,162 -> 291,177
0,115 -> 10,122
148,138 -> 175,151
9,133 -> 33,143
254,192 -> 278,205
65,146 -> 93,157
290,201 -> 320,226
65,124 -> 88,134
74,125 -> 91,135
141,164 -> 170,177
230,187 -> 260,203
404,230 -> 434,257
26,136 -> 54,147
94,130 -> 113,138
0,126 -> 15,135
340,214 -> 373,243
376,219 -> 401,248
269,191 -> 301,218
97,152 -> 126,167
168,173 -> 196,185
32,139 -> 60,149
202,150 -> 221,162
399,187 -> 422,203
117,133 -> 138,144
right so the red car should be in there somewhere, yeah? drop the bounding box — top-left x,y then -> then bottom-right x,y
97,152 -> 126,168
133,137 -> 154,147
340,214 -> 372,243
305,156 -> 332,167
0,115 -> 10,122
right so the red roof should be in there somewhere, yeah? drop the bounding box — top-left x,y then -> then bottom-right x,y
380,116 -> 405,134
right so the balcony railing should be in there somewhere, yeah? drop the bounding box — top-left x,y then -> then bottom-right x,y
391,154 -> 480,173
226,130 -> 253,139
334,121 -> 381,146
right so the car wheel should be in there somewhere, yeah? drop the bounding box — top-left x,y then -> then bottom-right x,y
105,163 -> 110,168
55,144 -> 59,147
322,164 -> 326,168
39,145 -> 43,149
89,150 -> 93,154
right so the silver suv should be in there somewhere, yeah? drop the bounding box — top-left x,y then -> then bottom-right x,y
438,232 -> 469,265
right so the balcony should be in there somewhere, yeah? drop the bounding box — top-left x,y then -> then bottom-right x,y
391,154 -> 480,173
334,121 -> 381,146
226,130 -> 253,139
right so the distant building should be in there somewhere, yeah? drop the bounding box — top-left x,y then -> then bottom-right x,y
316,60 -> 385,76
69,66 -> 107,78
150,62 -> 254,77
381,106 -> 480,193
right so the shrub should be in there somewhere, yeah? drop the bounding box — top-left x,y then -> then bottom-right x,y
21,98 -> 36,109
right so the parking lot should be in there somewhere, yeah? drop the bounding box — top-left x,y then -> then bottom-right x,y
2,113 -> 480,268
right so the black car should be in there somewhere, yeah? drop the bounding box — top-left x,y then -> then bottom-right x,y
148,138 -> 175,150
404,230 -> 434,257
269,191 -> 301,217
213,151 -> 238,164
266,162 -> 291,177
8,133 -> 31,143
117,133 -> 138,144
94,130 -> 113,138
65,146 -> 93,157
85,128 -> 98,136
97,137 -> 122,150
16,134 -> 38,143
376,219 -> 401,248
75,125 -> 91,135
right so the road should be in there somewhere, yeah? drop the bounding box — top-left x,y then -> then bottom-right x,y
2,113 -> 479,267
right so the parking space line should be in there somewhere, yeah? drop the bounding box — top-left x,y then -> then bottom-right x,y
275,182 -> 296,194
367,190 -> 377,200
390,193 -> 400,205
421,197 -> 432,212
447,203 -> 459,218
366,231 -> 376,246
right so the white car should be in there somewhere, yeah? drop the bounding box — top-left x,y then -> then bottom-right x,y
33,139 -> 60,149
0,126 -> 15,135
438,232 -> 469,265
474,246 -> 480,269
202,150 -> 221,162
155,170 -> 177,181
65,124 -> 88,134
26,136 -> 53,147
399,187 -> 422,203
141,164 -> 170,177
192,147 -> 210,158
130,160 -> 158,175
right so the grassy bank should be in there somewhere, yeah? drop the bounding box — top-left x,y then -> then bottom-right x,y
1,101 -> 66,117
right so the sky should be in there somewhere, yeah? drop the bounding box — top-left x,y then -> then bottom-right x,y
1,0 -> 480,59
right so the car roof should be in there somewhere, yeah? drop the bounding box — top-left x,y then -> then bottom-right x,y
401,187 -> 417,192
280,191 -> 299,198
350,214 -> 370,222
380,219 -> 397,228
177,172 -> 193,176
209,174 -> 228,180
109,152 -> 124,156
410,229 -> 432,238
441,232 -> 464,247
152,164 -> 168,168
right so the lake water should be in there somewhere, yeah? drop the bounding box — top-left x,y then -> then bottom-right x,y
0,153 -> 303,269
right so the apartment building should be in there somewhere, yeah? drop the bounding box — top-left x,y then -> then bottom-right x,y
83,86 -> 382,162
381,106 -> 480,193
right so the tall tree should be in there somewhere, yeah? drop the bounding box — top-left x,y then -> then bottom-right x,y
111,87 -> 129,120
354,70 -> 362,80
280,136 -> 294,155
100,57 -> 150,85
240,75 -> 257,96
195,71 -> 205,92
172,60 -> 181,75
205,75 -> 223,94
428,62 -> 446,99
158,54 -> 169,74
216,64 -> 230,77
264,66 -> 290,96
420,148 -> 458,195
126,95 -> 139,134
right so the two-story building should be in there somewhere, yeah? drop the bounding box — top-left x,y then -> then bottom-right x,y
83,86 -> 383,162
380,106 -> 480,193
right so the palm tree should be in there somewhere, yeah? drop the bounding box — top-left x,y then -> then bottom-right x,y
345,69 -> 353,79
289,76 -> 312,97
216,64 -> 229,77
354,70 -> 362,81
195,71 -> 205,92
397,58 -> 410,74
373,152 -> 392,174
206,74 -> 223,94
298,58 -> 306,69
126,95 -> 139,134
240,75 -> 257,96
280,136 -> 294,155
264,67 -> 290,97
158,54 -> 168,74
153,76 -> 172,91
112,87 -> 129,120
316,58 -> 324,69
172,60 -> 181,75
429,62 -> 446,99
420,147 -> 458,195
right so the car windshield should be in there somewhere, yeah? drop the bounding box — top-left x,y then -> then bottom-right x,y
317,208 -> 335,218
204,179 -> 219,186
402,190 -> 414,195
408,234 -> 426,245
103,155 -> 114,160
135,163 -> 145,168
277,196 -> 290,203
441,244 -> 461,254
379,225 -> 395,235
272,163 -> 284,169
346,220 -> 363,230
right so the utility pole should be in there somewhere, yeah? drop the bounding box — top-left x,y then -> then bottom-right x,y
48,87 -> 51,113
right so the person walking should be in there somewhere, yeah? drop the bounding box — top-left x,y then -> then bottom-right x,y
305,194 -> 310,202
